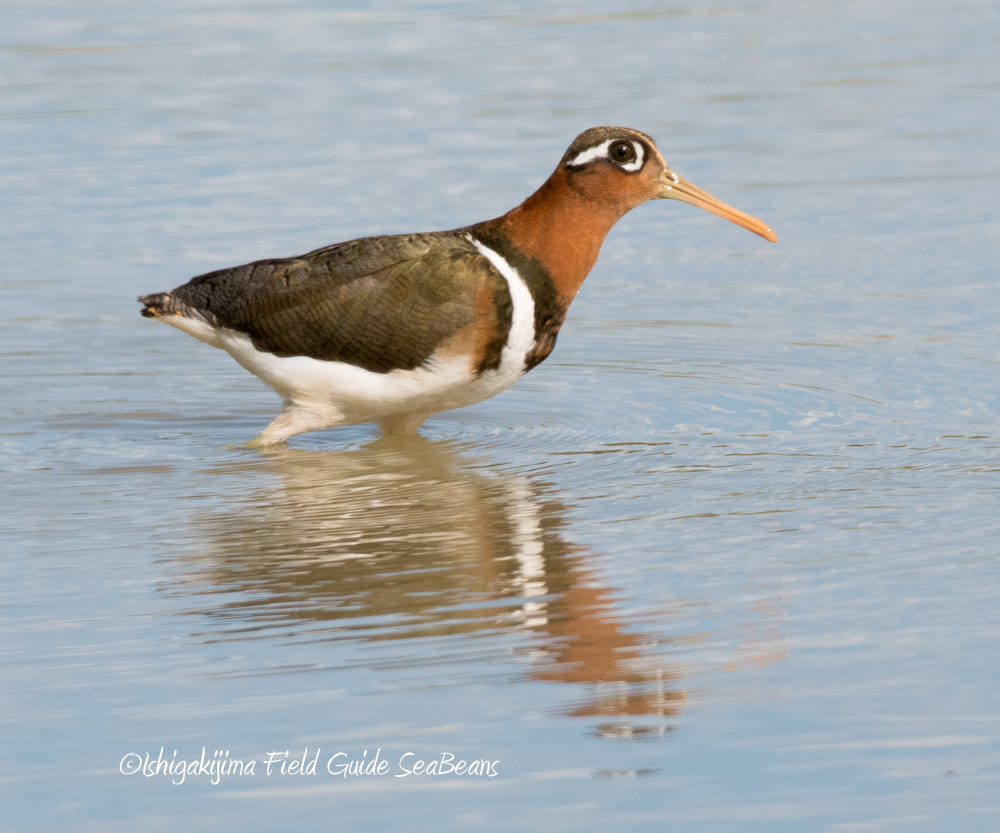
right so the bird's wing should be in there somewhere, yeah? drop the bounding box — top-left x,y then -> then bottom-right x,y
166,230 -> 502,373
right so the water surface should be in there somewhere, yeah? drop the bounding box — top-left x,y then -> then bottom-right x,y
2,1 -> 999,830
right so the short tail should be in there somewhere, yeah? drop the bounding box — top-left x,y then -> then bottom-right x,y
138,292 -> 216,326
138,292 -> 175,318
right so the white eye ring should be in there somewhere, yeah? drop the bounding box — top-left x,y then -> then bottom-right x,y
566,139 -> 644,172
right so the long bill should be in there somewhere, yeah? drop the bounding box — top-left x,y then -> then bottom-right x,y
657,169 -> 777,242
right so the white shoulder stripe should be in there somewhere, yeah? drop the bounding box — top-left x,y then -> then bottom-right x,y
467,235 -> 537,375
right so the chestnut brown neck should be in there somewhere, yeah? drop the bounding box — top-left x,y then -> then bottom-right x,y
490,167 -> 629,307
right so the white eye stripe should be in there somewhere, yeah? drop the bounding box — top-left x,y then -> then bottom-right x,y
565,139 -> 644,171
566,139 -> 612,168
619,143 -> 644,172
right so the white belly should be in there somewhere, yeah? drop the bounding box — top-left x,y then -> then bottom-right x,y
166,315 -> 526,424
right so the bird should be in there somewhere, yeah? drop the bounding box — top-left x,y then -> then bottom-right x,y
139,126 -> 776,446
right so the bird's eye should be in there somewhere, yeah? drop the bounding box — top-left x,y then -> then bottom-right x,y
608,141 -> 637,166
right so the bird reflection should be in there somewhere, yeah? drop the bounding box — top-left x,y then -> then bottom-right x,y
169,437 -> 784,730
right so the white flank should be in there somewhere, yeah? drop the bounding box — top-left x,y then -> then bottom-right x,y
566,138 -> 644,172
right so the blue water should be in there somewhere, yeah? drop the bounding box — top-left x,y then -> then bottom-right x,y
2,1 -> 999,830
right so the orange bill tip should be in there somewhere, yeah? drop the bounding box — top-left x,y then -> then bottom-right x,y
658,170 -> 777,243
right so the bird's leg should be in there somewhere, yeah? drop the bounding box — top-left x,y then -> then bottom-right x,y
376,410 -> 434,438
246,401 -> 342,447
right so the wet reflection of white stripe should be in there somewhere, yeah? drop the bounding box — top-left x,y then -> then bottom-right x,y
504,478 -> 548,628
